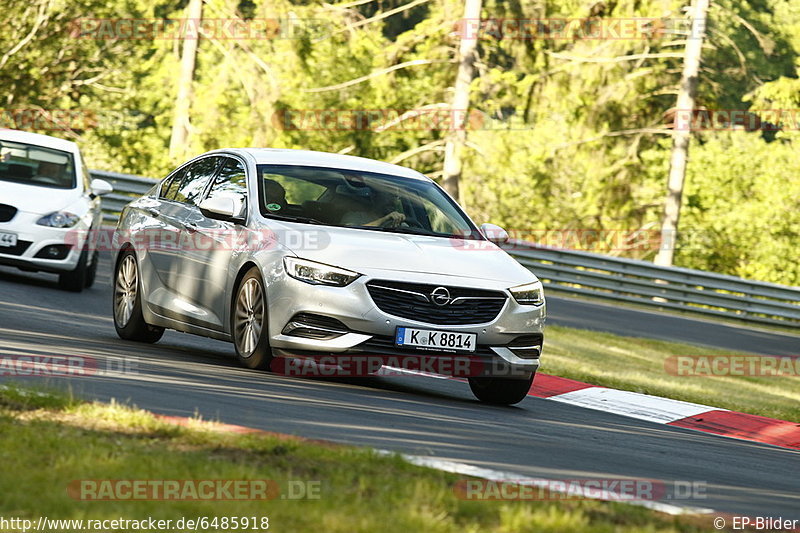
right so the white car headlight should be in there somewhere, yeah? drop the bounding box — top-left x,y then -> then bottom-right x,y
284,257 -> 360,287
510,280 -> 545,306
36,211 -> 80,228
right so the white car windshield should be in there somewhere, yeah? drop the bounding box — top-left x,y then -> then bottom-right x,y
0,140 -> 76,189
257,164 -> 482,239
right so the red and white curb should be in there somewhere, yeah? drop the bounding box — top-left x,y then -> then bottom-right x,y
530,374 -> 800,451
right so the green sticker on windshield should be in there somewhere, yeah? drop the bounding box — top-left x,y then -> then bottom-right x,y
266,203 -> 282,211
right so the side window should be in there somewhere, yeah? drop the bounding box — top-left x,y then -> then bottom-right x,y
205,157 -> 248,215
174,156 -> 221,205
262,172 -> 325,206
159,167 -> 186,201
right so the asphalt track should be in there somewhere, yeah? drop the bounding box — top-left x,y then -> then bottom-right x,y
546,294 -> 800,356
0,255 -> 798,520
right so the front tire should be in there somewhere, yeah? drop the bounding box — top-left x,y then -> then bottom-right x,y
84,249 -> 99,288
232,267 -> 273,370
469,373 -> 535,405
113,250 -> 164,343
58,249 -> 88,292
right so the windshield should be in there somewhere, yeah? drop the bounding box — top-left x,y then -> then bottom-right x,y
256,164 -> 482,239
0,140 -> 76,189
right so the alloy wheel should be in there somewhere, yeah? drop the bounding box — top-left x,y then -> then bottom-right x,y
114,254 -> 138,327
234,278 -> 264,357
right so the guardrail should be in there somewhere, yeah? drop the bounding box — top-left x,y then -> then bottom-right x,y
92,169 -> 800,327
504,243 -> 800,327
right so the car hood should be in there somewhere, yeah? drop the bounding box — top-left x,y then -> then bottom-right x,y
0,180 -> 83,214
270,222 -> 536,285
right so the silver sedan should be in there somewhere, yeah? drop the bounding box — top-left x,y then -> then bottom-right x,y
112,148 -> 545,404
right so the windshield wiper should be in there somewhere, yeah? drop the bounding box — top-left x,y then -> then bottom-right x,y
264,213 -> 327,225
356,225 -> 444,237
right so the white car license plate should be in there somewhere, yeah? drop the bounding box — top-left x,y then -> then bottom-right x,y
395,327 -> 477,353
0,232 -> 17,248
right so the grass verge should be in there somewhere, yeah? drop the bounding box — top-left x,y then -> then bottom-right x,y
544,324 -> 800,422
0,385 -> 720,533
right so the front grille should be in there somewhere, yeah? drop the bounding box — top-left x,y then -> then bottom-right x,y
0,240 -> 32,256
366,280 -> 507,325
0,204 -> 17,222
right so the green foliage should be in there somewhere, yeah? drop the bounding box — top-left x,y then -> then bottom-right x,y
1,0 -> 799,284
679,131 -> 800,285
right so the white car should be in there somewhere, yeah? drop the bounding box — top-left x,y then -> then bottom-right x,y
113,148 -> 545,404
0,129 -> 112,291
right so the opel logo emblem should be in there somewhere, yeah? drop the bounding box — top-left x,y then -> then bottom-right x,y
430,287 -> 451,306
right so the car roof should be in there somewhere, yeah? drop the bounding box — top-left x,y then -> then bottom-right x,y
210,148 -> 429,181
0,129 -> 80,155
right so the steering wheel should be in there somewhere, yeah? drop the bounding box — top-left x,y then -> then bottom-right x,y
380,217 -> 400,228
400,218 -> 425,229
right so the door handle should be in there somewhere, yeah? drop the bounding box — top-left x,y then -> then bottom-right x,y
146,208 -> 160,218
184,223 -> 198,233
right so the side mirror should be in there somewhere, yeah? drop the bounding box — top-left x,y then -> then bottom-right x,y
90,178 -> 113,197
199,197 -> 238,221
480,223 -> 509,244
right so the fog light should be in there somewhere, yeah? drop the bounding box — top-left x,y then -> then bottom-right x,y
34,244 -> 72,260
507,334 -> 543,359
282,313 -> 349,340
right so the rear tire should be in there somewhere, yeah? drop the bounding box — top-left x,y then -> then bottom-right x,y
58,249 -> 88,292
113,249 -> 164,343
469,373 -> 535,405
232,267 -> 273,370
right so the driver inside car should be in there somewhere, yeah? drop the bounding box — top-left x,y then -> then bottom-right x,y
263,178 -> 288,213
341,187 -> 406,227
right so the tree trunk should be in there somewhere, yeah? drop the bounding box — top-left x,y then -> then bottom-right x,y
168,0 -> 203,160
442,0 -> 482,202
654,0 -> 710,266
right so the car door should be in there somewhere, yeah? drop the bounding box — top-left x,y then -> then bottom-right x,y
139,164 -> 188,298
177,156 -> 251,331
144,156 -> 221,319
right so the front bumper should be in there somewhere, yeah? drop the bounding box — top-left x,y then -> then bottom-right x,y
0,212 -> 87,272
265,268 -> 545,378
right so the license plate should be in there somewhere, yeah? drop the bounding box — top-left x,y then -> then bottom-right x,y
395,327 -> 477,353
0,232 -> 17,248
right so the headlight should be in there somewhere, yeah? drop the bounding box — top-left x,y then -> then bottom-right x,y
36,212 -> 80,228
510,280 -> 545,306
284,257 -> 360,287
